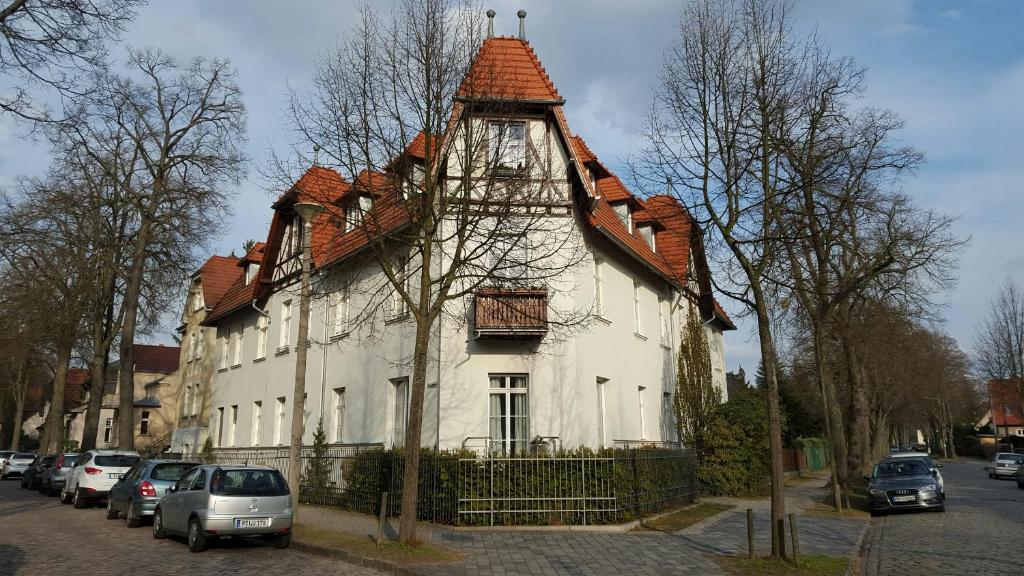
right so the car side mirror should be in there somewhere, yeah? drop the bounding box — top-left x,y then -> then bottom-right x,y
934,462 -> 943,468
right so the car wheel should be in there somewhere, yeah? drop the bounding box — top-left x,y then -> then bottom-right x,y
188,518 -> 207,553
152,509 -> 166,539
126,502 -> 141,528
106,498 -> 119,519
72,487 -> 87,509
272,534 -> 291,549
59,487 -> 72,504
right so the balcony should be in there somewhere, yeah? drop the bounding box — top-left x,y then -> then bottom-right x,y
474,288 -> 548,338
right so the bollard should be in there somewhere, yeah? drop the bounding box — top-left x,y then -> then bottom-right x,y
789,513 -> 800,563
746,508 -> 755,558
777,517 -> 786,558
376,492 -> 389,545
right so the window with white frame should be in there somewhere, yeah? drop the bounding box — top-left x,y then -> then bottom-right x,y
227,405 -> 238,447
332,290 -> 350,336
638,386 -> 647,440
192,287 -> 205,312
633,281 -> 643,335
251,401 -> 262,446
332,388 -> 345,443
256,315 -> 268,359
488,121 -> 527,173
215,407 -> 225,447
219,333 -> 229,369
231,325 -> 243,366
273,397 -> 286,445
392,378 -> 409,448
638,224 -> 655,250
659,298 -> 670,345
286,215 -> 302,256
279,300 -> 292,350
593,258 -> 604,317
140,410 -> 151,436
488,374 -> 529,454
613,202 -> 632,233
103,418 -> 114,444
491,234 -> 528,282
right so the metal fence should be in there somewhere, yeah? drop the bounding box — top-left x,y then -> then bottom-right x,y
211,445 -> 697,526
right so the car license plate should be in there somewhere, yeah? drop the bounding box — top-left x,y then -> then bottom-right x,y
892,495 -> 916,503
108,473 -> 120,479
235,518 -> 271,528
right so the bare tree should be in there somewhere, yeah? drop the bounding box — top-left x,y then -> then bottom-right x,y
288,0 -> 587,543
974,279 -> 1024,429
66,48 -> 246,449
0,0 -> 142,121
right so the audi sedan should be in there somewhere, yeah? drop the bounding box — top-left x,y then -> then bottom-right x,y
153,465 -> 292,552
868,459 -> 944,516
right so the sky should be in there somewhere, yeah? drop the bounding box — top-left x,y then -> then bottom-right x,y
1,0 -> 1021,373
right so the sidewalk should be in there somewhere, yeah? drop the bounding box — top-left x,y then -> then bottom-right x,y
291,476 -> 867,575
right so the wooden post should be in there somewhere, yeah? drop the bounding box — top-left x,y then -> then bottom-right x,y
788,513 -> 800,563
746,508 -> 755,558
377,492 -> 389,545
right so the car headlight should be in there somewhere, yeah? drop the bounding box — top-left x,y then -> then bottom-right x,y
869,488 -> 885,495
920,484 -> 937,492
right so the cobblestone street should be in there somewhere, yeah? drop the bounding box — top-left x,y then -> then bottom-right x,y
864,459 -> 1024,575
0,479 -> 383,576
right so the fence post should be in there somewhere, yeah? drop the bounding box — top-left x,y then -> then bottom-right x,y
582,457 -> 587,526
746,508 -> 754,558
377,492 -> 389,544
788,513 -> 800,563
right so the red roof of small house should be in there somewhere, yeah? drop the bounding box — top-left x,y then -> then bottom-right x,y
989,379 -> 1024,427
64,368 -> 87,410
241,242 -> 265,263
458,37 -> 562,101
133,344 -> 181,375
197,255 -> 242,309
406,132 -> 441,161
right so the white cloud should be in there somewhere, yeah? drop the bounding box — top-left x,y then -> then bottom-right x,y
941,9 -> 962,20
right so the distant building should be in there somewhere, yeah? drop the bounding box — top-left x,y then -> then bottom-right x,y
977,379 -> 1024,438
21,368 -> 87,443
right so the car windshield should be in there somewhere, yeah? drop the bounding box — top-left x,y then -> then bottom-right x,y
151,463 -> 199,481
210,469 -> 289,496
40,457 -> 55,465
62,456 -> 79,467
13,453 -> 35,460
94,455 -> 140,467
874,460 -> 930,478
996,454 -> 1024,462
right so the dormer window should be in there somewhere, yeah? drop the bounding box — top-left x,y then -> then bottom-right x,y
638,225 -> 655,251
489,121 -> 527,175
282,215 -> 302,257
345,196 -> 373,232
245,263 -> 260,284
402,165 -> 425,200
589,169 -> 598,195
191,287 -> 205,312
613,202 -> 632,233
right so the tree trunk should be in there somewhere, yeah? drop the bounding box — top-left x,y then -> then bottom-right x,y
398,319 -> 432,544
41,341 -> 74,454
844,341 -> 872,478
811,327 -> 843,511
81,266 -> 117,452
9,359 -> 28,450
117,217 -> 152,450
752,296 -> 786,558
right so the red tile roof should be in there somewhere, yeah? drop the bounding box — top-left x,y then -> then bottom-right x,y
242,242 -> 265,263
458,37 -> 562,101
406,132 -> 441,161
133,344 -> 181,375
64,368 -> 87,410
198,255 -> 242,310
989,379 -> 1023,427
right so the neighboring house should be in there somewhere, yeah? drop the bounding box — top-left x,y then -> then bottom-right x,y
196,33 -> 734,454
170,249 -> 262,455
21,368 -> 87,443
66,345 -> 181,450
980,379 -> 1024,438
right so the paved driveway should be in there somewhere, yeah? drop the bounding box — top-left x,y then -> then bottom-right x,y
0,477 -> 382,576
863,459 -> 1024,575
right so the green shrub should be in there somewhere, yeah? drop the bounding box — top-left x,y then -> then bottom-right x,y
697,389 -> 770,496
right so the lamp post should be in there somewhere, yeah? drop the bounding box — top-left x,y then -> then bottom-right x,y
287,200 -> 324,520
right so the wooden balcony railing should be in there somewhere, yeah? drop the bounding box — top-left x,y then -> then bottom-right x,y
474,288 -> 548,337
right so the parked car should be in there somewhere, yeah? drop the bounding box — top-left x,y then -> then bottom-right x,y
0,451 -> 15,468
20,455 -> 56,489
153,465 -> 292,552
886,452 -> 944,497
61,449 -> 140,508
986,452 -> 1024,479
38,453 -> 79,496
1,452 -> 36,480
107,459 -> 200,527
868,458 -> 944,516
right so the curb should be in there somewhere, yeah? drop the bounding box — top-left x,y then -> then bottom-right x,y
291,539 -> 426,576
844,518 -> 872,576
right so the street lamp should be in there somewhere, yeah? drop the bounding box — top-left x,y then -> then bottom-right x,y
287,200 -> 324,521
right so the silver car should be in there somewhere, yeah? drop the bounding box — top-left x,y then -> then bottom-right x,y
152,465 -> 292,552
987,452 -> 1024,479
1,453 -> 36,479
38,453 -> 79,496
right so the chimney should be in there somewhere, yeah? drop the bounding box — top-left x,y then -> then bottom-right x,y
486,9 -> 495,37
517,9 -> 526,39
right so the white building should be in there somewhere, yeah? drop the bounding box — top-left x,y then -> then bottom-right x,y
191,34 -> 734,456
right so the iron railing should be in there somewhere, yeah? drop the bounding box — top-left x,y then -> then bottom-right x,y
210,444 -> 697,526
